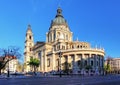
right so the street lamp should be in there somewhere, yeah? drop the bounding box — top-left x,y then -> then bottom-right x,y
7,49 -> 14,77
7,60 -> 10,77
59,50 -> 62,77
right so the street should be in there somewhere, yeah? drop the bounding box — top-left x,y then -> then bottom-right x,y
0,75 -> 120,85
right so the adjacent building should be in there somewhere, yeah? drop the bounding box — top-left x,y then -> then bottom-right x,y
6,59 -> 18,73
24,7 -> 105,75
0,56 -> 17,73
105,58 -> 120,72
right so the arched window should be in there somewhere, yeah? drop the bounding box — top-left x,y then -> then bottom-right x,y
30,48 -> 32,51
29,35 -> 32,40
57,32 -> 60,38
62,46 -> 65,50
72,45 -> 74,49
38,51 -> 41,57
80,46 -> 82,48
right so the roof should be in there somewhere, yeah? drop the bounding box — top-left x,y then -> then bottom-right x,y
26,24 -> 32,33
50,7 -> 68,28
0,57 -> 4,61
33,41 -> 45,50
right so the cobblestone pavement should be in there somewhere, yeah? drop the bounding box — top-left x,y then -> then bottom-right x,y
0,75 -> 120,85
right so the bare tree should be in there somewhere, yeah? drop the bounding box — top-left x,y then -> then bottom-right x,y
0,46 -> 21,75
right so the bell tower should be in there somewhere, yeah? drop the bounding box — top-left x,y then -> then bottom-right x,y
24,24 -> 34,72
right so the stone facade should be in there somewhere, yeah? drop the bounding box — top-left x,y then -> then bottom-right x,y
24,8 -> 105,75
106,58 -> 120,71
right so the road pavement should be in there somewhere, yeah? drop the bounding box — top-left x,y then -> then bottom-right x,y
0,75 -> 120,85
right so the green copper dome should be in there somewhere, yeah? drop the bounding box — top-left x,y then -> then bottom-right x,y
51,7 -> 68,26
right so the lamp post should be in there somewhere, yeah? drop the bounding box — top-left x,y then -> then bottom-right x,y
7,60 -> 10,77
7,49 -> 13,77
59,50 -> 62,77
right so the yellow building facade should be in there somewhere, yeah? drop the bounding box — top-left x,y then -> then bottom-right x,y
24,8 -> 105,75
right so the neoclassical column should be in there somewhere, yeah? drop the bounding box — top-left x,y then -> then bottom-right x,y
88,54 -> 91,66
68,55 -> 72,63
82,54 -> 85,69
99,55 -> 103,69
44,50 -> 47,72
52,32 -> 54,42
90,54 -> 95,68
100,55 -> 102,67
72,54 -> 78,74
98,55 -> 100,67
41,56 -> 44,72
78,54 -> 82,67
75,54 -> 78,74
102,55 -> 104,68
70,55 -> 75,72
52,53 -> 55,71
74,54 -> 79,66
84,54 -> 88,66
61,55 -> 66,70
94,54 -> 97,69
100,56 -> 102,67
40,54 -> 43,72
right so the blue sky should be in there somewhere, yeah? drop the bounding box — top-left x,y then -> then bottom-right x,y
0,0 -> 120,61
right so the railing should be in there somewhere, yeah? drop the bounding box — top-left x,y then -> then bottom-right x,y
56,48 -> 104,53
47,47 -> 104,55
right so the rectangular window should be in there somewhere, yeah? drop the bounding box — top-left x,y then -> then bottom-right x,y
91,60 -> 93,66
77,60 -> 81,66
47,58 -> 50,67
38,51 -> 41,57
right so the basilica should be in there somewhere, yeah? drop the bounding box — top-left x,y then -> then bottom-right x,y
24,7 -> 105,75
